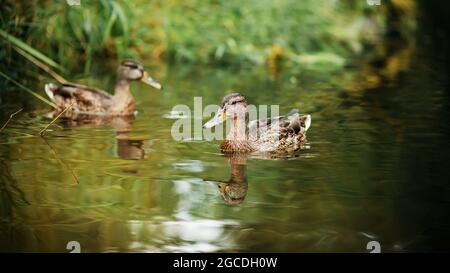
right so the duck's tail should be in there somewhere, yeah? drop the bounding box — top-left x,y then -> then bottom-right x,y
286,109 -> 299,117
301,114 -> 312,132
286,109 -> 311,132
44,83 -> 59,101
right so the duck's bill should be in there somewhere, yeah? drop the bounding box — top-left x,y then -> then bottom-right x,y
203,110 -> 226,129
141,72 -> 163,90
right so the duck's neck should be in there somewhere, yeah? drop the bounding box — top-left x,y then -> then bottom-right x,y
230,163 -> 247,184
221,114 -> 254,153
111,79 -> 135,115
227,115 -> 248,140
114,79 -> 132,97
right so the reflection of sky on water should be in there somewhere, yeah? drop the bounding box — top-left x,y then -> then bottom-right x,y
127,178 -> 240,252
172,160 -> 205,173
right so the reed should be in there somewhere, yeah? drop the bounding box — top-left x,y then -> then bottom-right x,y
1,0 -> 416,70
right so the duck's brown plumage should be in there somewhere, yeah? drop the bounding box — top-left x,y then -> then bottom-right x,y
45,83 -> 117,115
44,59 -> 162,117
204,93 -> 311,154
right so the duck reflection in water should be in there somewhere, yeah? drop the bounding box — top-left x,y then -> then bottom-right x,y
112,116 -> 147,160
218,155 -> 249,205
59,115 -> 147,160
205,155 -> 248,205
205,153 -> 304,205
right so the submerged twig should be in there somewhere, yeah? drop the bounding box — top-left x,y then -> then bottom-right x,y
41,136 -> 79,185
0,108 -> 23,133
14,46 -> 68,84
39,101 -> 75,136
0,71 -> 57,108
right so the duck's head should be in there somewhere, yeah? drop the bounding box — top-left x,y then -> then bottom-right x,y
218,181 -> 248,205
203,93 -> 247,129
117,59 -> 162,90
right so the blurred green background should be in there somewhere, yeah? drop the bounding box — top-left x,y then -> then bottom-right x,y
1,0 -> 416,75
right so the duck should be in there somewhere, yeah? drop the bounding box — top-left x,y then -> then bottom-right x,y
203,93 -> 311,154
44,59 -> 162,116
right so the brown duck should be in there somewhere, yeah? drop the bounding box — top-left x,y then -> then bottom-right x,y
44,59 -> 162,116
203,93 -> 311,154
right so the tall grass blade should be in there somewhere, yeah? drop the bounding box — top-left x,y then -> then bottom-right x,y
0,71 -> 57,108
14,46 -> 68,84
0,29 -> 66,73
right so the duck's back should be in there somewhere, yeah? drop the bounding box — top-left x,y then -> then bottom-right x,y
249,109 -> 311,152
45,83 -> 112,114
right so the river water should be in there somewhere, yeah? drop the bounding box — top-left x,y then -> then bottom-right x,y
0,37 -> 449,252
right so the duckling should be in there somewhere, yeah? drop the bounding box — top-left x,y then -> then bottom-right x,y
44,59 -> 162,116
203,93 -> 311,154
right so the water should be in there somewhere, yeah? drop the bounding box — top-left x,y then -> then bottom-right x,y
1,41 -> 449,252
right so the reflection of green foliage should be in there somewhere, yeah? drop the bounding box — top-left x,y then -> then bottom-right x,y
0,0 -> 416,70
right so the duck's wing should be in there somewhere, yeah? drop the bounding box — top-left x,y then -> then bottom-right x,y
249,109 -> 311,151
248,114 -> 284,135
279,109 -> 311,135
249,109 -> 309,135
45,82 -> 112,114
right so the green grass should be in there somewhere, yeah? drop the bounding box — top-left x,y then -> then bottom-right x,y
0,0 -> 416,82
0,71 -> 56,108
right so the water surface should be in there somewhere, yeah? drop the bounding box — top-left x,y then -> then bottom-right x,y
0,42 -> 449,252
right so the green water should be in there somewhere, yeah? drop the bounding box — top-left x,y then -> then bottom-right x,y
1,42 -> 449,252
